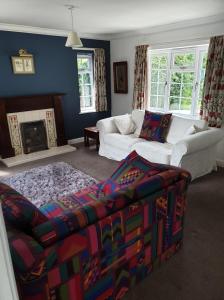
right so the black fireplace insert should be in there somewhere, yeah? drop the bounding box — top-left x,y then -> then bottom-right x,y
20,120 -> 48,154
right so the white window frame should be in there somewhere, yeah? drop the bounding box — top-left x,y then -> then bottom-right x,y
77,53 -> 95,114
148,45 -> 208,118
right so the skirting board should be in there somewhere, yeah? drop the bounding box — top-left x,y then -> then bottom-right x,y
217,160 -> 224,168
68,137 -> 84,145
0,145 -> 76,167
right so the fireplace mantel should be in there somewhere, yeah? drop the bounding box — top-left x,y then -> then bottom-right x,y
0,94 -> 67,158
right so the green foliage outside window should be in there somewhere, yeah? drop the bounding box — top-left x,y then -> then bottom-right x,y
150,49 -> 208,114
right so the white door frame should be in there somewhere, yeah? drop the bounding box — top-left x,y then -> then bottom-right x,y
0,203 -> 19,300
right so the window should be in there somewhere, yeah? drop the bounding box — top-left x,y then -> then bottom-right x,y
77,53 -> 95,113
149,46 -> 208,116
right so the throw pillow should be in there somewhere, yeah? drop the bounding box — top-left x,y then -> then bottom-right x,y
185,125 -> 197,135
0,183 -> 48,231
100,150 -> 166,195
131,110 -> 145,137
114,114 -> 136,135
140,111 -> 172,143
185,124 -> 209,136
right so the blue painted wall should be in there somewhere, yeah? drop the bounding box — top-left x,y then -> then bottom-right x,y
0,31 -> 111,139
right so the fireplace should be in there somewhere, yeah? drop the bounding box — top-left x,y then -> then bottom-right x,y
20,120 -> 48,154
0,94 -> 67,158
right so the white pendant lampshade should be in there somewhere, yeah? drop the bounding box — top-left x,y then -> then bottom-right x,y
65,5 -> 83,48
65,31 -> 83,48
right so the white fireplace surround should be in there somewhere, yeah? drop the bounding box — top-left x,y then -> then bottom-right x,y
7,109 -> 57,155
0,108 -> 76,167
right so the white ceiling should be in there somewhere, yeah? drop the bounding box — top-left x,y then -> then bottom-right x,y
0,0 -> 224,37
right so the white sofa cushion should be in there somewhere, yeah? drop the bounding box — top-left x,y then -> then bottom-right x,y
132,141 -> 173,164
131,110 -> 145,137
166,115 -> 208,144
114,114 -> 135,135
103,133 -> 143,151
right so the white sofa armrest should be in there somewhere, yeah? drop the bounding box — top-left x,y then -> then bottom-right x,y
96,117 -> 118,134
171,128 -> 224,166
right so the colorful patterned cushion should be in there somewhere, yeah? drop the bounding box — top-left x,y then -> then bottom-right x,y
139,111 -> 172,143
100,150 -> 169,195
0,183 -> 48,231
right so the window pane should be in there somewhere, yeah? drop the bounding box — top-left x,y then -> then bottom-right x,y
84,85 -> 92,96
149,47 -> 208,116
159,56 -> 168,68
169,97 -> 180,110
80,96 -> 85,108
150,96 -> 157,107
182,84 -> 193,98
171,72 -> 182,83
85,97 -> 92,107
77,53 -> 95,112
180,98 -> 191,111
151,70 -> 158,82
174,52 -> 195,68
170,84 -> 181,97
158,96 -> 165,108
78,58 -> 89,70
151,83 -> 158,95
83,73 -> 91,84
183,72 -> 194,84
159,70 -> 167,82
158,83 -> 165,95
151,56 -> 159,68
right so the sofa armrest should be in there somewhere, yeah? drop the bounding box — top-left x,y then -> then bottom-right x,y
96,116 -> 118,135
7,226 -> 45,280
171,128 -> 224,166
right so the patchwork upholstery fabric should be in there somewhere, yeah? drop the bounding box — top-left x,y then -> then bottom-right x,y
33,152 -> 190,248
7,226 -> 45,282
4,153 -> 191,300
140,111 -> 172,143
0,183 -> 47,231
14,168 -> 190,300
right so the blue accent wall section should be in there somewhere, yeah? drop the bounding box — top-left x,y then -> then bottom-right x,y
0,31 -> 111,140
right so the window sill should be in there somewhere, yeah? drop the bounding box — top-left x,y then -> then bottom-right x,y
148,107 -> 200,120
79,110 -> 96,115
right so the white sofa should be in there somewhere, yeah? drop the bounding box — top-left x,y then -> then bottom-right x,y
97,110 -> 224,180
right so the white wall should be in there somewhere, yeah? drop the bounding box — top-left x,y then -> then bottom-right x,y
110,17 -> 224,162
216,135 -> 224,165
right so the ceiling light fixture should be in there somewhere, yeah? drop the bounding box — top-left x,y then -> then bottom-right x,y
65,5 -> 83,49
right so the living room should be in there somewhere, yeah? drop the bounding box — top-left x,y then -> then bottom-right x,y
0,1 -> 224,300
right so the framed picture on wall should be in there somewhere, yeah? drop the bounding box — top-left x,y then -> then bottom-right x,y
11,49 -> 35,74
113,61 -> 128,94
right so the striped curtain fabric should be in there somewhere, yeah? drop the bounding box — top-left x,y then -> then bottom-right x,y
133,45 -> 149,110
200,35 -> 224,127
94,48 -> 108,112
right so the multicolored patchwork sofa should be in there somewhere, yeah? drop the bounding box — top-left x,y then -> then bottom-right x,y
1,151 -> 191,300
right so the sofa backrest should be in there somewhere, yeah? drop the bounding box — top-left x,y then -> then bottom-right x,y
166,115 -> 208,144
131,110 -> 208,144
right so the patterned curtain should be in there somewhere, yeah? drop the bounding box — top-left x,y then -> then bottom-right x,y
94,48 -> 107,112
200,35 -> 224,127
133,45 -> 149,110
